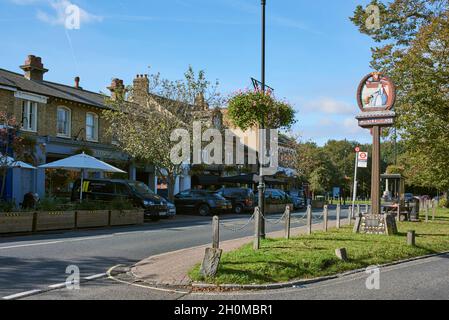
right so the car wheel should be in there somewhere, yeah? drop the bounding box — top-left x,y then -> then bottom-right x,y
198,204 -> 210,216
234,204 -> 243,214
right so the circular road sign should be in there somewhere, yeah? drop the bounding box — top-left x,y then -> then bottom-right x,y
355,147 -> 360,153
359,152 -> 368,160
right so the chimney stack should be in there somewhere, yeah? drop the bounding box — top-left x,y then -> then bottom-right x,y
74,76 -> 82,89
20,55 -> 48,81
108,78 -> 126,101
131,74 -> 149,106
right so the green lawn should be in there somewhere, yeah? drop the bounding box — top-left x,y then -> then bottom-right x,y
189,208 -> 449,285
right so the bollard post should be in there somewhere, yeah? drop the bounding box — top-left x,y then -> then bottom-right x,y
323,205 -> 329,232
307,205 -> 312,235
212,216 -> 220,249
425,201 -> 429,223
253,208 -> 260,250
432,200 -> 438,221
285,206 -> 291,240
336,204 -> 341,229
407,230 -> 416,247
356,204 -> 360,218
365,204 -> 369,214
348,206 -> 353,226
397,203 -> 401,222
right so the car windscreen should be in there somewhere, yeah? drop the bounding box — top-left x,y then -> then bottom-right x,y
209,192 -> 226,200
127,181 -> 155,196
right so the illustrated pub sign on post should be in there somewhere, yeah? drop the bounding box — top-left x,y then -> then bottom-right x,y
354,72 -> 398,235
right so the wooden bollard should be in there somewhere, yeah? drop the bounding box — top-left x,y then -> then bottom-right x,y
357,204 -> 361,217
307,205 -> 312,235
432,200 -> 437,221
407,230 -> 416,246
323,205 -> 329,232
348,206 -> 353,226
425,201 -> 429,223
285,206 -> 291,239
253,208 -> 260,250
212,216 -> 220,249
336,204 -> 341,229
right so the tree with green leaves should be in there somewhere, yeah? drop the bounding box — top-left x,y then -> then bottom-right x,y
351,0 -> 449,191
103,67 -> 223,201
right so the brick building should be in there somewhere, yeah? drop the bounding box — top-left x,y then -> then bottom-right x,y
0,55 -> 162,204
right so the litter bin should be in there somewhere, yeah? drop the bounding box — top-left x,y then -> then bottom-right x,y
408,198 -> 420,221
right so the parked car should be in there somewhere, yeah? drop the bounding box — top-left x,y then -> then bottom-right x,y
71,179 -> 171,220
215,187 -> 255,214
286,190 -> 305,210
255,188 -> 292,206
174,190 -> 232,216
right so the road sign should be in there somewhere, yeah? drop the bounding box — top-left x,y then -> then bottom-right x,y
355,147 -> 360,153
358,152 -> 368,168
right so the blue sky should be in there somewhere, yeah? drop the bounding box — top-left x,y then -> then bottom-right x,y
0,0 -> 375,145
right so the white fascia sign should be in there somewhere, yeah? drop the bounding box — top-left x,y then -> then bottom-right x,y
14,91 -> 48,104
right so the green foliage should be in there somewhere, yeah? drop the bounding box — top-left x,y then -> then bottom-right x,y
351,1 -> 449,189
386,165 -> 405,175
439,197 -> 448,208
227,91 -> 296,131
109,198 -> 135,211
37,198 -> 68,211
103,66 -> 223,201
0,201 -> 16,213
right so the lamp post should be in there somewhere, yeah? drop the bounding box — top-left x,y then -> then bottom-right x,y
259,0 -> 267,239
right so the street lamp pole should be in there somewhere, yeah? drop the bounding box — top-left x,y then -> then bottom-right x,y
259,0 -> 267,239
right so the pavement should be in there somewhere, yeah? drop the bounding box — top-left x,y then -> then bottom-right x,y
22,252 -> 449,300
131,214 -> 347,287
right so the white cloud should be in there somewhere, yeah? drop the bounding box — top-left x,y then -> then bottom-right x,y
343,117 -> 364,134
301,97 -> 354,115
10,0 -> 102,27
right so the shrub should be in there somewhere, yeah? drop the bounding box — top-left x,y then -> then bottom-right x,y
439,197 -> 448,208
37,198 -> 67,211
0,201 -> 16,213
74,201 -> 107,211
110,198 -> 136,211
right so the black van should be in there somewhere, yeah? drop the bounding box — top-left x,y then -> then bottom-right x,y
71,179 -> 170,220
215,188 -> 255,214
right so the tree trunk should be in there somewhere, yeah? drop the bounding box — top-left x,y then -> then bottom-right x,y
167,174 -> 176,202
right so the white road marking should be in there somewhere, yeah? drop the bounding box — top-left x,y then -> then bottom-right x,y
48,283 -> 67,289
84,273 -> 107,280
2,290 -> 42,300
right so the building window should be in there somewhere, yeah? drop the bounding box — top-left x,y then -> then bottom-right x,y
86,112 -> 99,142
57,106 -> 71,138
21,101 -> 38,132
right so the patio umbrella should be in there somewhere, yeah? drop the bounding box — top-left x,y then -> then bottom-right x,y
38,152 -> 126,200
0,154 -> 36,170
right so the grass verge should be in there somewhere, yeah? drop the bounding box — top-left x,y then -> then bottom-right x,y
189,208 -> 449,285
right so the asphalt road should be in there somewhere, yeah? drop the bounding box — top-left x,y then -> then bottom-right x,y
0,208 -> 345,300
22,253 -> 449,300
